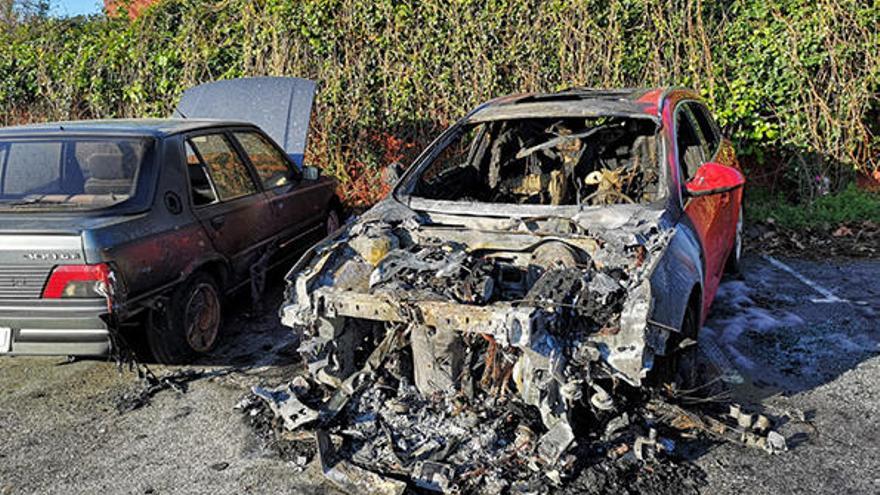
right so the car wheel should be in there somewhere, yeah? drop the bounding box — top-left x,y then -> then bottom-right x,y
147,272 -> 222,364
725,204 -> 743,274
649,307 -> 700,392
325,208 -> 341,236
672,308 -> 700,391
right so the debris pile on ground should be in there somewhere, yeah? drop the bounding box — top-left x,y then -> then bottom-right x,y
243,363 -> 787,494
746,219 -> 879,258
236,392 -> 316,469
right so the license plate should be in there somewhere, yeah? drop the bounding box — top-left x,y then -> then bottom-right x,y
0,327 -> 11,353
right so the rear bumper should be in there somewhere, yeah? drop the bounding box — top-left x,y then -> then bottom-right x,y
0,299 -> 111,356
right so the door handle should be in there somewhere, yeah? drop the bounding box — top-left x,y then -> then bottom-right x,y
210,215 -> 226,230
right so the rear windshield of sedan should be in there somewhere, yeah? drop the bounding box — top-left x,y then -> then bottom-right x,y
0,137 -> 151,211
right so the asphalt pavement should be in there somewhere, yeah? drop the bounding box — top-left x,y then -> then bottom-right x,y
1,254 -> 879,494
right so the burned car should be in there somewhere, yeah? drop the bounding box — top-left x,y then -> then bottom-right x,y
0,77 -> 340,363
275,88 -> 746,491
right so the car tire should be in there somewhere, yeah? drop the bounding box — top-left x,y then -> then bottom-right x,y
325,208 -> 342,236
650,307 -> 700,392
672,307 -> 700,391
725,204 -> 743,274
146,272 -> 222,364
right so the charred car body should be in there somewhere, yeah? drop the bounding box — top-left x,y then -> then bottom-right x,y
0,78 -> 340,362
278,88 -> 745,489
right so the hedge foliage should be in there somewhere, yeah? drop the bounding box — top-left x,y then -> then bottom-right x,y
1,0 -> 877,204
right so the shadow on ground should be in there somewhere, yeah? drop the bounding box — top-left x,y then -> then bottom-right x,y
701,255 -> 880,401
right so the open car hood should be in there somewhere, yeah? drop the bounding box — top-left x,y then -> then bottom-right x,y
174,77 -> 316,166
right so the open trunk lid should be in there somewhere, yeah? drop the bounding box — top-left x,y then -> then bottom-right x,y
173,77 -> 316,167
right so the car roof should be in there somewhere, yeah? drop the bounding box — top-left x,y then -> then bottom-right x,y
0,118 -> 259,138
469,87 -> 692,123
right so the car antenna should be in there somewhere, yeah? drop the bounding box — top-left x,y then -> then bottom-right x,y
177,109 -> 188,119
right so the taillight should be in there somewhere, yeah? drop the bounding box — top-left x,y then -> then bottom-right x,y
42,263 -> 112,299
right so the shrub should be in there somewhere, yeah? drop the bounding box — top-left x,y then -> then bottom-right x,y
748,185 -> 880,229
1,0 -> 877,206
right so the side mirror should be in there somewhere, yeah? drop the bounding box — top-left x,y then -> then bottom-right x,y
303,166 -> 321,181
383,161 -> 404,187
685,162 -> 745,197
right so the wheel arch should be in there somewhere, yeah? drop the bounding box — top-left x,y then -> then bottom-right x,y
647,221 -> 704,335
183,257 -> 231,292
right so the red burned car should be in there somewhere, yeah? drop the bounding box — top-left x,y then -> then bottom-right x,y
281,87 -> 744,434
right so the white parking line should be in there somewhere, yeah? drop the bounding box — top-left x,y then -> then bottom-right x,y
762,254 -> 847,303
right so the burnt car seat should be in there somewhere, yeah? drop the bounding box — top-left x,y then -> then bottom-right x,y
83,153 -> 133,196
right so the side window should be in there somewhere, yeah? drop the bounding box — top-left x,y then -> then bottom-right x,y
688,103 -> 720,158
233,131 -> 295,189
675,107 -> 705,181
188,134 -> 257,201
185,142 -> 218,206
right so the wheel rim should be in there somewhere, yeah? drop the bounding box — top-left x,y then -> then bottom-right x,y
326,211 -> 341,234
184,283 -> 220,353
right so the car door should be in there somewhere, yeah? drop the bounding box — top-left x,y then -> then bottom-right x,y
230,130 -> 325,251
688,103 -> 741,251
674,103 -> 727,314
184,132 -> 273,284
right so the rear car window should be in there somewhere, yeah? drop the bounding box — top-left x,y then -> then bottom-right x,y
187,134 -> 257,201
233,131 -> 295,189
0,137 -> 149,210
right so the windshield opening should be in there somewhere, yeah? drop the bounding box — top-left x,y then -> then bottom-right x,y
409,116 -> 661,206
0,137 -> 151,210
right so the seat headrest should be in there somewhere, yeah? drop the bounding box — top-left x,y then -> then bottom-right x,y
86,153 -> 127,180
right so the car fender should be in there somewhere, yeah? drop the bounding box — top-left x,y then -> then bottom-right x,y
648,218 -> 704,337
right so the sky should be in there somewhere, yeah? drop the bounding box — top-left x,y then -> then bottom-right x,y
50,0 -> 103,17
